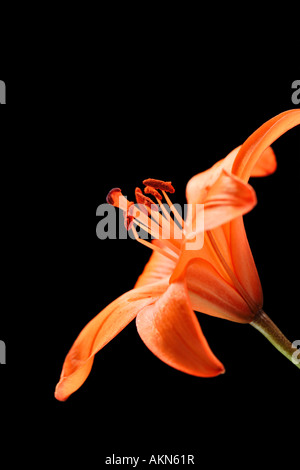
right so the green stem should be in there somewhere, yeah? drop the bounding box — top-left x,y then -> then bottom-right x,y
251,310 -> 300,369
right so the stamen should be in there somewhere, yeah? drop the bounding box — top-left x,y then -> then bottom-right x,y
133,218 -> 164,243
162,190 -> 185,230
133,219 -> 181,256
135,187 -> 159,212
106,188 -> 122,206
135,188 -> 169,236
106,182 -> 183,257
131,225 -> 178,263
135,187 -> 143,199
124,201 -> 135,230
130,203 -> 161,233
106,188 -> 133,212
124,215 -> 135,230
143,178 -> 175,194
144,186 -> 163,200
156,197 -> 183,239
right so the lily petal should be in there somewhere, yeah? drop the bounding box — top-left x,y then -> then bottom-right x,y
186,148 -> 239,206
134,241 -> 177,288
232,109 -> 300,182
186,144 -> 276,209
171,171 -> 257,285
136,280 -> 225,377
185,169 -> 257,235
250,146 -> 277,177
186,258 -> 255,323
202,170 -> 257,230
229,216 -> 263,307
55,280 -> 168,401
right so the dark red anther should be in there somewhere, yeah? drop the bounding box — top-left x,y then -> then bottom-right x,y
135,187 -> 144,202
142,178 -> 175,194
144,186 -> 163,200
106,188 -> 122,206
135,187 -> 158,211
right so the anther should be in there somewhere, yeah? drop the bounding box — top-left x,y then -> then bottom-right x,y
134,187 -> 144,201
106,188 -> 122,206
144,186 -> 163,200
106,187 -> 134,213
135,187 -> 158,211
143,178 -> 175,194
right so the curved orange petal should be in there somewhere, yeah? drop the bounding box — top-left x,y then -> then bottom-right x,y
184,170 -> 257,240
186,258 -> 255,323
55,280 -> 168,401
185,147 -> 239,207
134,242 -> 177,288
136,280 -> 225,377
229,216 -> 263,307
202,170 -> 257,230
232,109 -> 300,182
250,146 -> 277,177
186,144 -> 277,210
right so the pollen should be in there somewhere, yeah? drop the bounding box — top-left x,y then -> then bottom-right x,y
106,187 -> 122,206
144,186 -> 163,200
135,187 -> 158,211
143,178 -> 175,194
106,188 -> 134,212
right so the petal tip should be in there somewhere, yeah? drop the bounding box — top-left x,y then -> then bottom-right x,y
54,386 -> 68,401
54,382 -> 69,402
206,360 -> 225,377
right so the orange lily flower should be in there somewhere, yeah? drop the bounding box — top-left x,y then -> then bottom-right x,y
55,109 -> 300,401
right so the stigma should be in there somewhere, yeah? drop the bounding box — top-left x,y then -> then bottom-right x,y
106,179 -> 184,262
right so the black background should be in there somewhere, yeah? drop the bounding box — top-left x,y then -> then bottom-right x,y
1,27 -> 299,469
